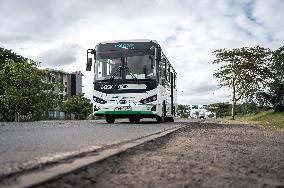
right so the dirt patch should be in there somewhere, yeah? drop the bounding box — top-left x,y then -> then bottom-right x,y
35,123 -> 284,188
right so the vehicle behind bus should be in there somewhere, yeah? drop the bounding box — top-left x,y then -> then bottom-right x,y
86,40 -> 177,123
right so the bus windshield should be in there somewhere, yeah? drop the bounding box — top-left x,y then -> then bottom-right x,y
95,55 -> 155,80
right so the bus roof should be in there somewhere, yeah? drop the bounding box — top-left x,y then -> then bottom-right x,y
97,39 -> 159,45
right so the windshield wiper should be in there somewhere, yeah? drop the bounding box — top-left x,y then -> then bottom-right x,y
125,66 -> 139,82
106,66 -> 138,86
106,66 -> 122,85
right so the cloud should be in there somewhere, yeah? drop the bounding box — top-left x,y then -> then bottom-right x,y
0,0 -> 92,44
37,43 -> 80,67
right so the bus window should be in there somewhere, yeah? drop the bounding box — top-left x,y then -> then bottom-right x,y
164,59 -> 167,80
97,61 -> 103,79
174,73 -> 177,88
167,64 -> 170,81
96,58 -> 121,80
160,58 -> 166,78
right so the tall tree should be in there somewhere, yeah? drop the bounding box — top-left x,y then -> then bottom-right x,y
0,59 -> 59,121
257,46 -> 284,111
212,46 -> 271,119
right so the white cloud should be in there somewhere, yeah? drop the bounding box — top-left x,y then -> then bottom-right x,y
0,0 -> 283,105
37,43 -> 81,67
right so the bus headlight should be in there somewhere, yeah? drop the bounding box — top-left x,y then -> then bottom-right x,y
140,95 -> 157,104
93,96 -> 107,104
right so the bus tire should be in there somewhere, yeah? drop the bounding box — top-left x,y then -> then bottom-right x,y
106,116 -> 115,124
166,117 -> 174,122
156,116 -> 165,123
157,101 -> 166,123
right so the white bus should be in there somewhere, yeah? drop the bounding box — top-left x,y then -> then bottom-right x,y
86,40 -> 177,123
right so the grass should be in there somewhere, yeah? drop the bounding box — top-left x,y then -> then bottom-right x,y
220,110 -> 284,131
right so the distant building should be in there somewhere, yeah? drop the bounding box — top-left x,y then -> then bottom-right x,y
45,69 -> 83,119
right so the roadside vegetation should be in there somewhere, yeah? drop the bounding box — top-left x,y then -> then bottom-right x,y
0,47 -> 92,122
177,105 -> 191,118
61,94 -> 93,120
221,110 -> 284,131
206,102 -> 284,130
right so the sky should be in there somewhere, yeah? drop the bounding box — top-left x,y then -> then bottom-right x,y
0,0 -> 283,105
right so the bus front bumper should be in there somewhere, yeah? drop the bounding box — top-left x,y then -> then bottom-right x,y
94,110 -> 158,118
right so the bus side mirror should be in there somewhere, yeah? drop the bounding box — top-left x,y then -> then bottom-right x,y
86,58 -> 92,71
86,49 -> 96,71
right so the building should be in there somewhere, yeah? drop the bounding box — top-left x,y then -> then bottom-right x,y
46,69 -> 83,119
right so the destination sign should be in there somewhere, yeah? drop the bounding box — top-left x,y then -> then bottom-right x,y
114,43 -> 135,49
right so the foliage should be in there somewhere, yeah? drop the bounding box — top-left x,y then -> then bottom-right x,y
193,111 -> 199,117
0,48 -> 28,120
207,113 -> 215,118
212,46 -> 271,119
0,59 -> 60,121
61,94 -> 93,120
177,105 -> 190,118
208,102 -> 231,117
0,47 -> 28,67
221,110 -> 284,131
257,46 -> 284,112
236,102 -> 259,115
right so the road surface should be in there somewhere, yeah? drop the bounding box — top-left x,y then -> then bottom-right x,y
0,119 -> 187,178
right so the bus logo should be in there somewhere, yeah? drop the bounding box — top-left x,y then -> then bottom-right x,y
114,43 -> 135,49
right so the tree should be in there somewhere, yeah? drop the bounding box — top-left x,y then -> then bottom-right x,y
212,46 -> 271,119
0,47 -> 28,67
0,48 -> 29,121
257,46 -> 284,112
177,105 -> 190,118
236,102 -> 259,115
0,59 -> 60,121
208,102 -> 231,118
61,94 -> 93,120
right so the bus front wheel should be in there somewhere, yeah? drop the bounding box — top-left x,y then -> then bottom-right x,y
157,101 -> 166,123
106,116 -> 115,124
156,116 -> 165,123
166,117 -> 174,122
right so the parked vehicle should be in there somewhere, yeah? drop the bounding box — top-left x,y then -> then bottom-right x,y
199,111 -> 206,119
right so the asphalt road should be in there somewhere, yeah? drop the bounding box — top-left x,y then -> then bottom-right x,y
0,119 -> 187,178
35,122 -> 284,188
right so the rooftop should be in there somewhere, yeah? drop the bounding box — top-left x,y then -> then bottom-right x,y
43,68 -> 84,76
